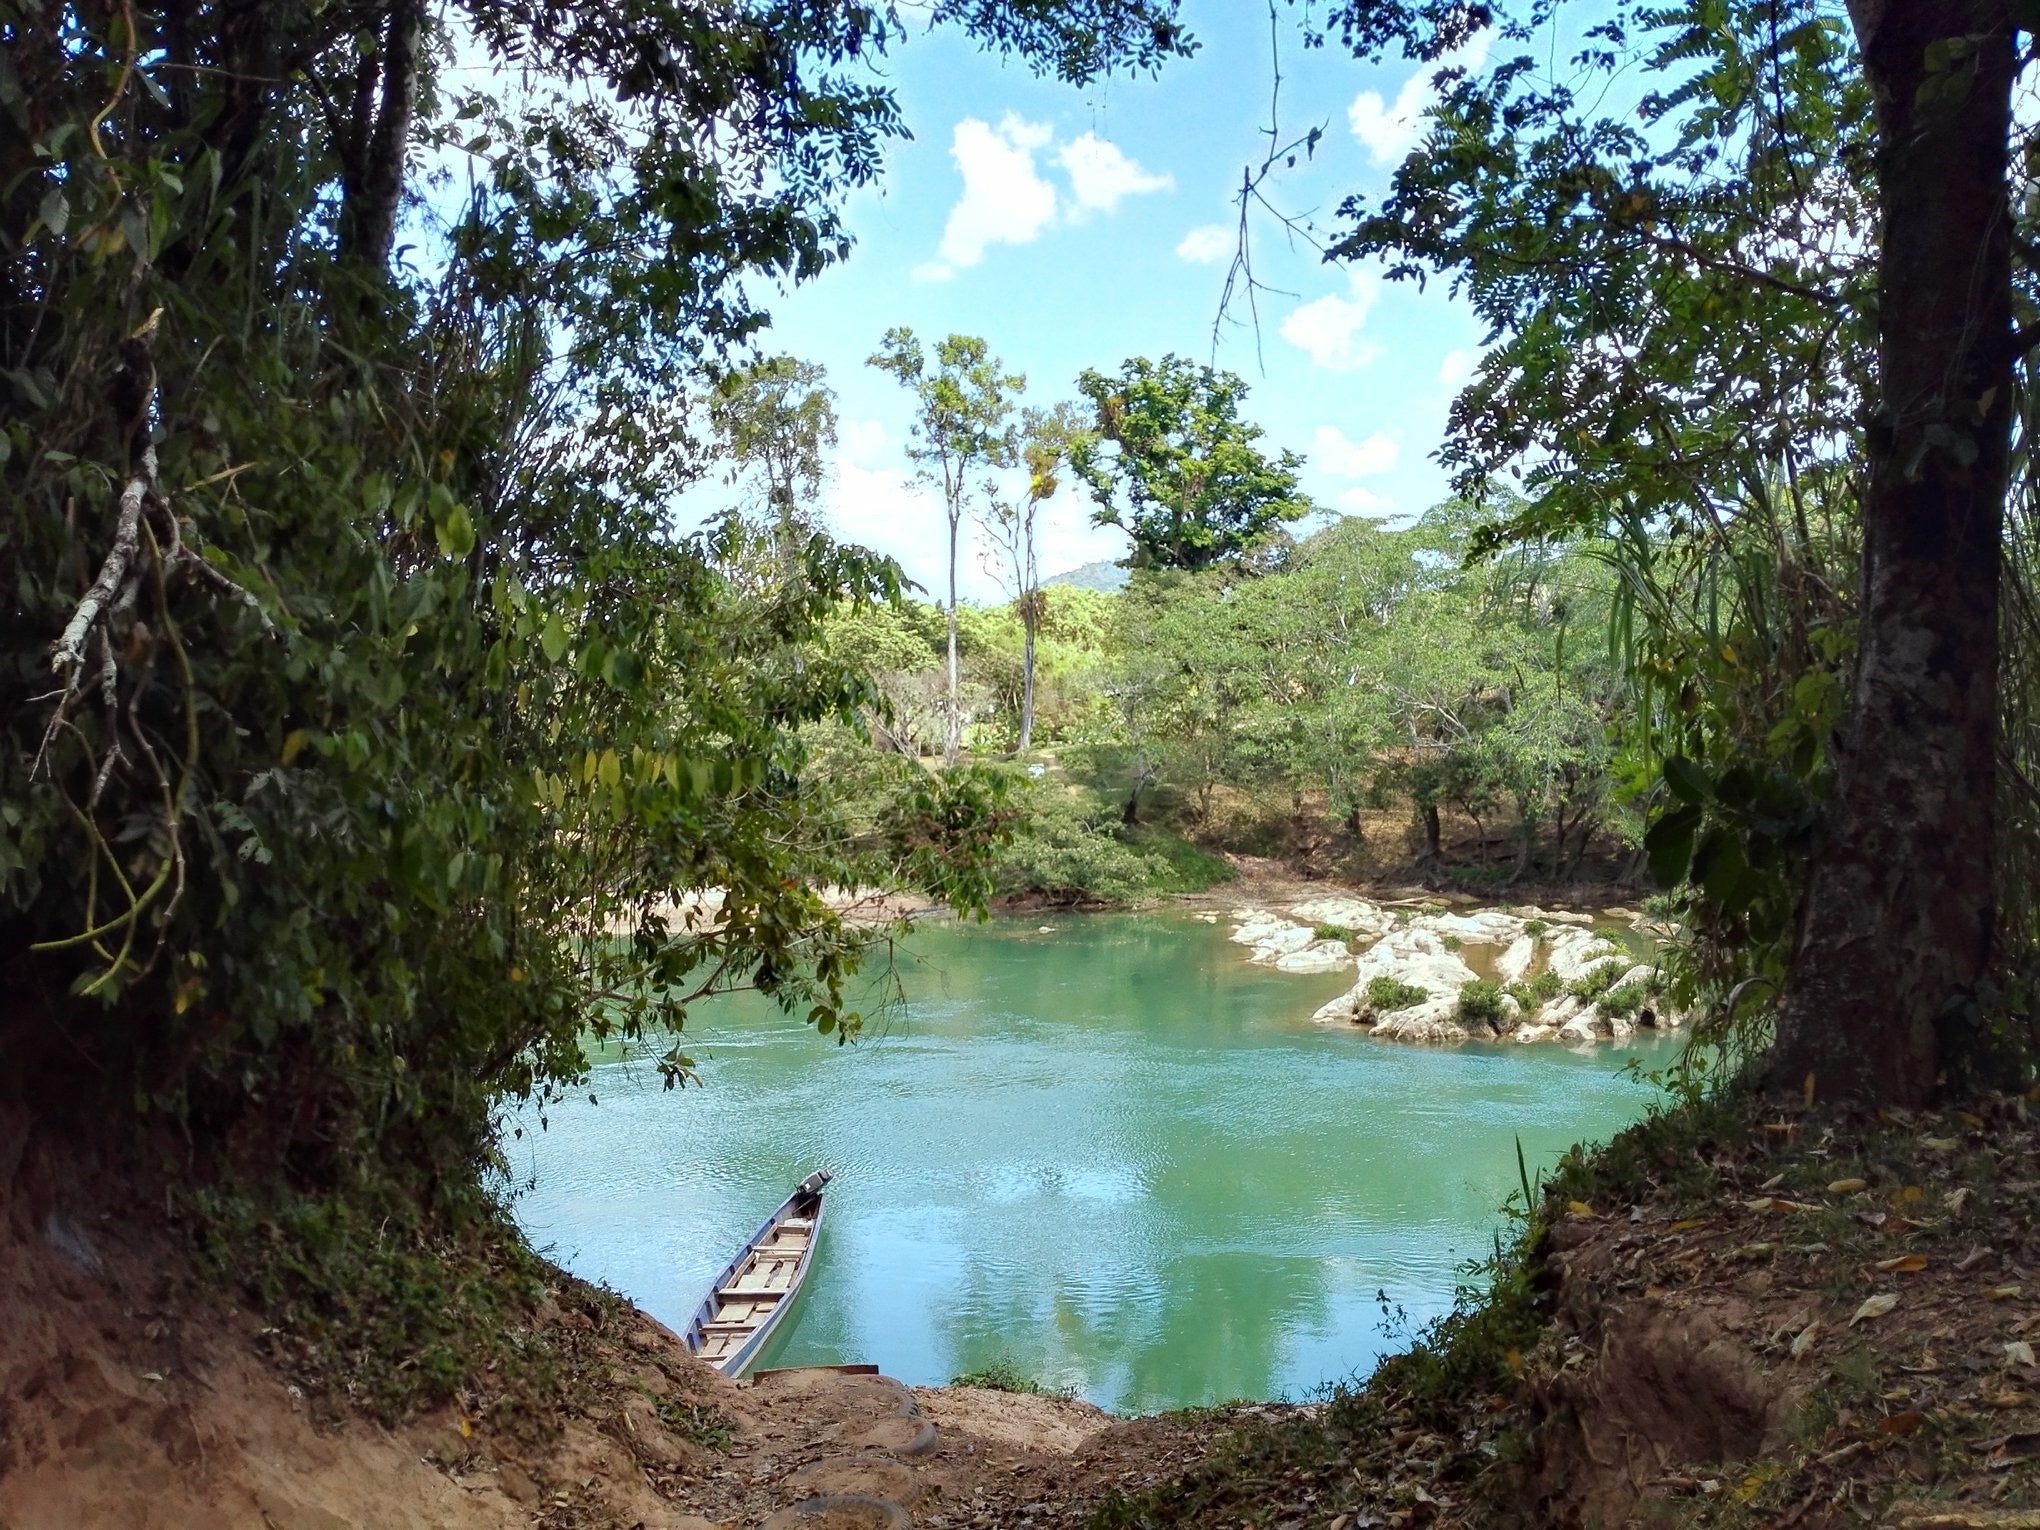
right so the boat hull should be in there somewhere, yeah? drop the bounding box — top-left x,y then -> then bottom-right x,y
681,1169 -> 830,1377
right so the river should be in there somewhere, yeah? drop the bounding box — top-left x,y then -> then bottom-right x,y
507,911 -> 1675,1415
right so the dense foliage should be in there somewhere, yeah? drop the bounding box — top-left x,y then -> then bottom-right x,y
1317,0 -> 2040,1092
804,494 -> 1626,898
1074,356 -> 1312,571
0,2 -> 1185,1204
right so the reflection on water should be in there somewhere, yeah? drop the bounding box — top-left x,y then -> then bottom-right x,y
507,913 -> 1673,1413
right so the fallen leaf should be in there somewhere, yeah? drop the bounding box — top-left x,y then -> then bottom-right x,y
1759,1172 -> 1786,1192
1989,1286 -> 2024,1301
1946,1187 -> 1972,1214
1567,1200 -> 1596,1219
2007,1342 -> 2037,1368
1922,1136 -> 1960,1152
1894,1185 -> 1925,1206
1983,1387 -> 2032,1409
1956,1245 -> 1991,1273
1851,1293 -> 1900,1326
1828,1177 -> 1868,1194
1668,1217 -> 1707,1233
1880,1410 -> 1926,1437
1956,1110 -> 1985,1128
1791,1322 -> 1822,1359
1874,1254 -> 1929,1274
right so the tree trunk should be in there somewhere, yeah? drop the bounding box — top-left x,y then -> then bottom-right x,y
336,0 -> 422,273
944,507 -> 962,767
1123,784 -> 1142,827
1017,593 -> 1037,753
1773,1 -> 2014,1106
1422,803 -> 1441,862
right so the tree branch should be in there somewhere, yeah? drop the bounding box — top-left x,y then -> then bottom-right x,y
51,446 -> 153,687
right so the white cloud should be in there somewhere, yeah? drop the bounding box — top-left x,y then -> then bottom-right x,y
1280,269 -> 1384,372
917,116 -> 1169,278
838,417 -> 889,467
826,459 -> 947,591
1175,223 -> 1233,264
1347,32 -> 1493,166
919,113 -> 1059,281
1314,425 -> 1400,479
1057,132 -> 1173,216
1337,486 -> 1394,514
1437,348 -> 1478,389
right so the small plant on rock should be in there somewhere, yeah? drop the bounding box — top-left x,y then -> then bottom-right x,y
1366,975 -> 1429,1013
1505,970 -> 1563,1014
1598,982 -> 1648,1019
1567,960 -> 1627,1002
1314,923 -> 1356,946
1457,980 -> 1506,1028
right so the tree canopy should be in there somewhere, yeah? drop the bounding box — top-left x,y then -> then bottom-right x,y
1073,355 -> 1312,571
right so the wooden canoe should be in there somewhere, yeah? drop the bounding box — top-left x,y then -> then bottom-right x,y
682,1169 -> 831,1377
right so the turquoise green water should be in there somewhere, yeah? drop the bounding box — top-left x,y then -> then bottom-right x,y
507,913 -> 1674,1414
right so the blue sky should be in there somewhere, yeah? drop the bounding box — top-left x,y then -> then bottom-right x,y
740,5 -> 1493,601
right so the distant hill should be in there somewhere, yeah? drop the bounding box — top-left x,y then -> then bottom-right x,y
1043,559 -> 1129,593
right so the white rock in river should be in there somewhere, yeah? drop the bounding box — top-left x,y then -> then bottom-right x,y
1429,910 -> 1523,946
1542,925 -> 1630,982
1228,910 -> 1287,945
1373,992 -> 1472,1043
1274,939 -> 1353,974
1494,934 -> 1540,984
1313,989 -> 1363,1025
1288,897 -> 1393,938
1335,928 -> 1483,1041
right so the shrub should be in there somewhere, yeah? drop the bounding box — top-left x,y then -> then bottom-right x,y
1313,923 -> 1355,945
1366,975 -> 1429,1012
992,786 -> 1165,905
1439,932 -> 1464,951
1523,919 -> 1549,939
1599,982 -> 1648,1019
1567,959 -> 1627,1002
1505,970 -> 1564,1013
1457,980 -> 1506,1026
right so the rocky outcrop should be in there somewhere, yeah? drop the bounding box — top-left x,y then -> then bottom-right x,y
1229,898 -> 1683,1047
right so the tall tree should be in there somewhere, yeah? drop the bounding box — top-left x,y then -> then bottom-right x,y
708,355 -> 838,539
983,402 -> 1089,753
869,329 -> 1023,765
1322,0 -> 2030,1103
1073,355 -> 1311,570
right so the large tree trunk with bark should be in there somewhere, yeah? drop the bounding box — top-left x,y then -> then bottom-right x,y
1772,0 -> 2015,1106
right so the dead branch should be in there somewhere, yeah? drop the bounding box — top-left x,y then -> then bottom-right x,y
50,444 -> 152,687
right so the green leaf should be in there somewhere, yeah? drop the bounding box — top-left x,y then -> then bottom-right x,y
1644,802 -> 1701,886
1662,755 -> 1711,805
38,185 -> 67,237
434,500 -> 475,560
539,614 -> 569,664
